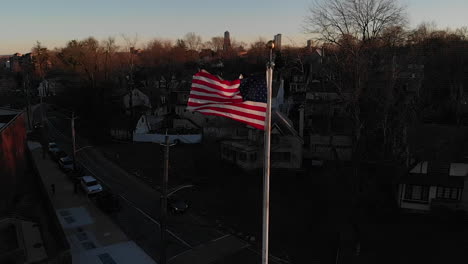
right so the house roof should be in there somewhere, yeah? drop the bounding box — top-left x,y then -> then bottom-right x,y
0,107 -> 22,115
272,110 -> 301,139
402,161 -> 466,187
221,139 -> 260,152
272,80 -> 281,97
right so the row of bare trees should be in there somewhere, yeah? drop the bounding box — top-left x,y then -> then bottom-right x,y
305,0 -> 468,163
303,0 -> 468,232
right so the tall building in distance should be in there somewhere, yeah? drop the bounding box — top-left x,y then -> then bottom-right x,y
223,31 -> 231,52
274,34 -> 282,51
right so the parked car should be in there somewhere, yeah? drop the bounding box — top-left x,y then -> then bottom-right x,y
48,142 -> 59,153
51,150 -> 68,161
95,191 -> 121,214
58,156 -> 74,172
80,176 -> 103,195
168,197 -> 189,214
67,164 -> 85,181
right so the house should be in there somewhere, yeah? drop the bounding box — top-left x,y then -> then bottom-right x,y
123,88 -> 152,115
108,116 -> 136,141
133,114 -> 202,144
202,117 -> 248,141
398,161 -> 468,212
37,79 -> 56,97
0,73 -> 16,97
304,134 -> 353,165
220,110 -> 303,170
397,125 -> 468,212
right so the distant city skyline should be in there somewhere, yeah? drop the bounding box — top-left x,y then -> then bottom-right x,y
0,0 -> 467,54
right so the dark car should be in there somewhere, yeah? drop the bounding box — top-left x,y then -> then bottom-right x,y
67,165 -> 85,180
58,156 -> 73,171
168,198 -> 189,214
51,150 -> 68,161
95,191 -> 121,214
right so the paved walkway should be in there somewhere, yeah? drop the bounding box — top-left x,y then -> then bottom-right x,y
28,141 -> 156,264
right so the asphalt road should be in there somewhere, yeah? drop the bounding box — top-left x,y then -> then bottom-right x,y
32,104 -> 289,264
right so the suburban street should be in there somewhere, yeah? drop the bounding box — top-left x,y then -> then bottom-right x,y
32,104 -> 289,264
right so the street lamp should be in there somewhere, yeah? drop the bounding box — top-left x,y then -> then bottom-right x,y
167,184 -> 194,198
75,145 -> 93,153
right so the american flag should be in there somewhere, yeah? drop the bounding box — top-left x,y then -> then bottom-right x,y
186,70 -> 267,130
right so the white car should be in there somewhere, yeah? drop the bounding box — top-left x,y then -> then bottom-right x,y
80,176 -> 103,195
58,156 -> 74,172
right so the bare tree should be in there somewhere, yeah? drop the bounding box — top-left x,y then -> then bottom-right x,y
102,37 -> 119,81
121,33 -> 139,83
204,36 -> 224,51
32,41 -> 50,79
183,32 -> 203,51
305,0 -> 407,44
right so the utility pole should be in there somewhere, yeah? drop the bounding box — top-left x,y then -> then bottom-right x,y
40,80 -> 46,127
23,74 -> 32,129
161,134 -> 169,264
71,112 -> 77,171
159,133 -> 175,264
261,40 -> 274,264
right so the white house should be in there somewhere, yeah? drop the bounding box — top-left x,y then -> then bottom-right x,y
37,79 -> 56,97
398,161 -> 468,212
123,89 -> 152,110
133,115 -> 202,144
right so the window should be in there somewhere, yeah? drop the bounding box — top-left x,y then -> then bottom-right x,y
222,146 -> 230,157
436,186 -> 461,200
310,144 -> 317,152
250,153 -> 257,162
64,216 -> 75,224
86,180 -> 98,187
404,185 -> 429,202
239,152 -> 247,162
272,152 -> 291,162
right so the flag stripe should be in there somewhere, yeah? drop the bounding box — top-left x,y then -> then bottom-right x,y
187,71 -> 266,130
187,103 -> 266,120
192,79 -> 239,92
188,100 -> 266,112
191,85 -> 241,99
191,106 -> 265,121
189,93 -> 244,103
195,72 -> 241,87
195,109 -> 265,129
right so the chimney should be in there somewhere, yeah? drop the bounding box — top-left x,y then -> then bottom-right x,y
307,40 -> 313,49
299,105 -> 304,138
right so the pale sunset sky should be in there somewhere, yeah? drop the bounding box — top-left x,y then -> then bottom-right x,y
0,0 -> 467,54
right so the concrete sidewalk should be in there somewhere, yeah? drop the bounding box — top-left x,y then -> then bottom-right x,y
28,141 -> 157,264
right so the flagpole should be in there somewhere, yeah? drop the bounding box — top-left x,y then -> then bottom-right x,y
262,40 -> 275,264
